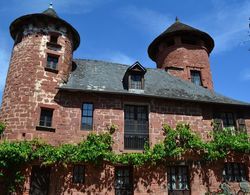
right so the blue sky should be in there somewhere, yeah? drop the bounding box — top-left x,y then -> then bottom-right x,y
0,0 -> 250,104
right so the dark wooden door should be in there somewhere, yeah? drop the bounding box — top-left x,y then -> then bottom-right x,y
29,165 -> 51,195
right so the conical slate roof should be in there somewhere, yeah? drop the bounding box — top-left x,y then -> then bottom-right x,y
9,4 -> 80,50
42,7 -> 59,18
148,20 -> 214,61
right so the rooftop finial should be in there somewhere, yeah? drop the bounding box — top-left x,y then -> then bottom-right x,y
175,16 -> 180,22
49,2 -> 53,9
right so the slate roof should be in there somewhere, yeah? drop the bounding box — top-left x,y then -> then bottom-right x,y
9,7 -> 80,51
59,59 -> 250,107
42,7 -> 59,18
148,21 -> 214,60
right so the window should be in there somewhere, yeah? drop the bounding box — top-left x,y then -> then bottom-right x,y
50,35 -> 59,44
115,167 -> 133,195
73,165 -> 85,184
213,112 -> 247,133
130,74 -> 143,89
39,108 -> 53,127
46,55 -> 59,70
124,105 -> 149,150
190,70 -> 202,86
81,103 -> 93,130
167,166 -> 190,195
223,163 -> 247,182
220,112 -> 235,128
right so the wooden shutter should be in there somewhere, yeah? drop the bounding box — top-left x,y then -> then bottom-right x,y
237,118 -> 246,133
213,118 -> 223,131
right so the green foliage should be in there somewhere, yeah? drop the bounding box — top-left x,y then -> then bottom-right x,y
0,124 -> 249,193
0,122 -> 6,135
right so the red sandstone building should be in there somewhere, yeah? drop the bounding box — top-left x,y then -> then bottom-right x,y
0,5 -> 250,195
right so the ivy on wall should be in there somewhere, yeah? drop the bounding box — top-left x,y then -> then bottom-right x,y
0,123 -> 249,193
0,122 -> 5,135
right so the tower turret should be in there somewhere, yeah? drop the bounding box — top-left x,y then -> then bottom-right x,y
148,19 -> 214,89
0,4 -> 80,141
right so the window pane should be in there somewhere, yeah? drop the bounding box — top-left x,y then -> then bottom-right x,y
167,166 -> 190,191
124,105 -> 149,150
130,74 -> 142,89
190,70 -> 202,86
73,165 -> 84,184
39,109 -> 53,127
115,167 -> 133,195
223,163 -> 246,182
81,103 -> 93,130
47,55 -> 59,70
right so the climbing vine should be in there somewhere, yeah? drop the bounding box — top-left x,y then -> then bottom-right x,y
0,122 -> 5,135
0,123 -> 249,193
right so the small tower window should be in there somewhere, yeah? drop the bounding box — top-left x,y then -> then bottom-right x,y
130,74 -> 143,89
47,54 -> 59,70
190,70 -> 202,86
50,35 -> 59,44
39,108 -> 53,127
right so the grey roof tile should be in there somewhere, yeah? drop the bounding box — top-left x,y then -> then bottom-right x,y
60,59 -> 250,106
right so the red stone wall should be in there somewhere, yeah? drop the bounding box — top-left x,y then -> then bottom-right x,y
155,43 -> 213,90
15,156 -> 250,195
0,25 -> 73,141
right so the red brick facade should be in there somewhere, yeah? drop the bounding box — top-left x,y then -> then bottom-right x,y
0,9 -> 250,195
155,36 -> 213,90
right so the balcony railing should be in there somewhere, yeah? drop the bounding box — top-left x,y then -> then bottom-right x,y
124,133 -> 149,150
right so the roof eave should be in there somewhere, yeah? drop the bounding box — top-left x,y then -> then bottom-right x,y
58,87 -> 250,108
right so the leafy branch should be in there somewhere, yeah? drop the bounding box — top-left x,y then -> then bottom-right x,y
0,123 -> 249,193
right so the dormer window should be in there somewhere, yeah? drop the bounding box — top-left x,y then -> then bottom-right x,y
130,74 -> 143,89
123,62 -> 147,91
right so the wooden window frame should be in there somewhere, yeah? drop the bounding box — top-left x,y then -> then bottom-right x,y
223,163 -> 248,182
124,105 -> 149,150
81,102 -> 94,130
190,70 -> 202,86
167,166 -> 190,194
129,74 -> 144,90
39,108 -> 54,128
115,166 -> 133,195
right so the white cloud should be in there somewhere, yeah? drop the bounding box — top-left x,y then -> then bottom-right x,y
198,0 -> 250,54
119,1 -> 250,55
241,69 -> 250,80
119,6 -> 172,35
100,52 -> 135,65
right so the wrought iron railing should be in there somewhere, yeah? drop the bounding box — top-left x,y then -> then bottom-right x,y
124,133 -> 149,150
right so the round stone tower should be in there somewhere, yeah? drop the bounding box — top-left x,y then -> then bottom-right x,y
0,4 -> 80,140
148,18 -> 214,89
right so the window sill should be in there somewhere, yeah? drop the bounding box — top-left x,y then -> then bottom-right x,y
44,67 -> 59,74
123,149 -> 144,153
36,126 -> 55,132
128,89 -> 144,94
80,129 -> 93,131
